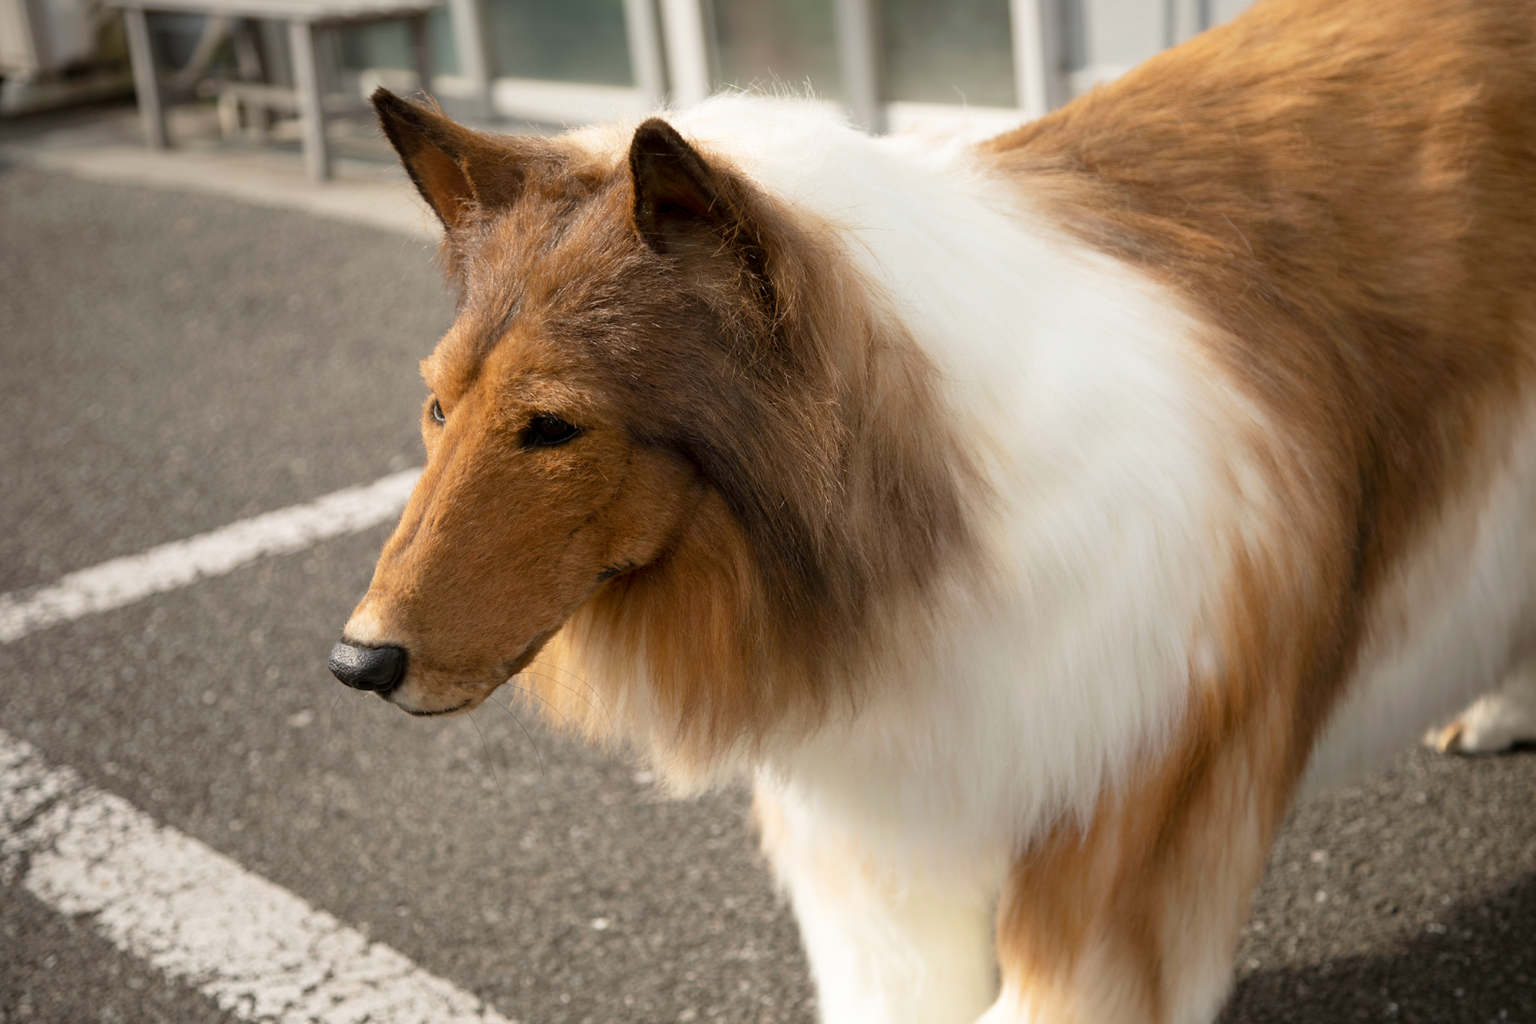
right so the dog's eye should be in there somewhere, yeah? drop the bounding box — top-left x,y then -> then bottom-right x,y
430,399 -> 445,425
524,415 -> 580,448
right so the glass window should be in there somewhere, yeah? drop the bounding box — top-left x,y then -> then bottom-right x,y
880,0 -> 1015,107
335,11 -> 458,77
710,0 -> 841,101
428,7 -> 458,77
484,0 -> 633,85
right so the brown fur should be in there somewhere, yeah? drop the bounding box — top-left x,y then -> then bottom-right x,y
979,0 -> 1536,1014
346,0 -> 1536,1017
354,93 -> 980,762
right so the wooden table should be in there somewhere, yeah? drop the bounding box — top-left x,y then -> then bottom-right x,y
109,0 -> 440,181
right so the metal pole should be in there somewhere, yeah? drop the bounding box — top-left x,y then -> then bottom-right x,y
833,0 -> 882,133
122,6 -> 168,149
445,0 -> 493,117
1010,0 -> 1065,120
622,0 -> 667,108
657,0 -> 710,107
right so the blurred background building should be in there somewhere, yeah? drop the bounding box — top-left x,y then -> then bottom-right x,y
3,0 -> 1259,131
336,0 -> 1261,131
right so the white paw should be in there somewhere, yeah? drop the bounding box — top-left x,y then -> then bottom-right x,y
1425,673 -> 1536,754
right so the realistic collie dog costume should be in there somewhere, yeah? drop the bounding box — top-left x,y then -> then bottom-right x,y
329,0 -> 1536,1019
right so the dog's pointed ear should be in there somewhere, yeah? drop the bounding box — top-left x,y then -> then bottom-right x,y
629,119 -> 743,256
372,88 -> 534,232
629,118 -> 776,303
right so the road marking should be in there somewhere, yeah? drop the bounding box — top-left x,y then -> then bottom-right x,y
0,729 -> 516,1024
0,469 -> 421,644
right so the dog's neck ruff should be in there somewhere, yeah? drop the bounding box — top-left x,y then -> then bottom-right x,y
541,101 -> 1236,868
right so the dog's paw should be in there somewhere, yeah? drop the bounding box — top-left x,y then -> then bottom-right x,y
1425,673 -> 1536,754
1423,718 -> 1470,754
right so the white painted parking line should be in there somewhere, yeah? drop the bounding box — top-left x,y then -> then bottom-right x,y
0,469 -> 421,644
0,729 -> 516,1024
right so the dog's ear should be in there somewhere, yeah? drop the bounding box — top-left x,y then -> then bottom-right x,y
629,118 -> 728,256
626,113 -> 780,320
372,88 -> 540,232
629,118 -> 774,306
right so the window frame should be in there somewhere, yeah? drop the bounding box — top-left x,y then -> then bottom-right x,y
428,0 -> 1068,131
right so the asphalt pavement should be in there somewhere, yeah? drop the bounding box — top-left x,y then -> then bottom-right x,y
0,132 -> 1531,1024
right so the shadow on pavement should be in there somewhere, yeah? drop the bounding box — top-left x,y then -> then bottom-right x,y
1222,871 -> 1535,1023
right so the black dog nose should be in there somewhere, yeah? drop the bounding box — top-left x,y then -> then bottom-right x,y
328,642 -> 407,692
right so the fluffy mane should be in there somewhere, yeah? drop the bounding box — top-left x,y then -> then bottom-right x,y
393,102 -> 993,775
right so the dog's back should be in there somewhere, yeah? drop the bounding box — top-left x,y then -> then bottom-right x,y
962,4 -> 1536,1015
983,0 -> 1536,780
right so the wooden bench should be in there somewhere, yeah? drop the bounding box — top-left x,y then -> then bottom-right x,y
107,0 -> 441,181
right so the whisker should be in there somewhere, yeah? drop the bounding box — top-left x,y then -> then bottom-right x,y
519,660 -> 614,729
329,691 -> 345,731
506,670 -> 587,715
497,679 -> 572,728
488,692 -> 546,776
525,657 -> 609,699
468,710 -> 505,799
515,669 -> 618,734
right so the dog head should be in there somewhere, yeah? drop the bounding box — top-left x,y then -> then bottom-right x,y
332,94 -> 974,761
332,93 -> 827,720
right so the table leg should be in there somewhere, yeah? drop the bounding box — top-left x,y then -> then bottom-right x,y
122,7 -> 168,149
287,18 -> 330,182
446,0 -> 492,117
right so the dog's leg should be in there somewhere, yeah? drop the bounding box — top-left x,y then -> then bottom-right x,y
1426,658 -> 1536,754
981,728 -> 1285,1024
753,781 -> 999,1024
